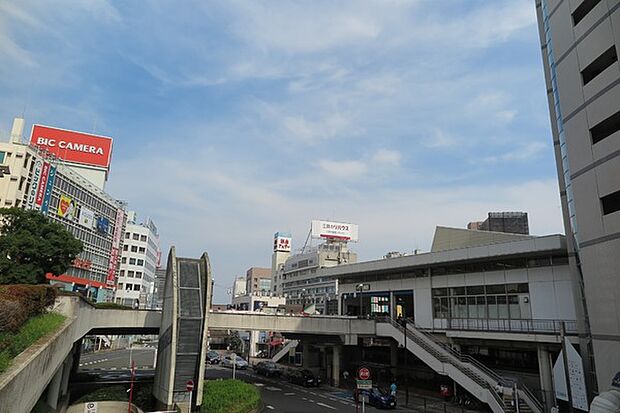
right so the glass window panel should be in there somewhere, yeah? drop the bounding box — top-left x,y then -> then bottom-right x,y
466,286 -> 484,295
451,287 -> 466,296
486,284 -> 506,294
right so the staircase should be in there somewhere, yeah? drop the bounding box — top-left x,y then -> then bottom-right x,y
270,340 -> 299,363
503,391 -> 536,413
376,317 -> 543,413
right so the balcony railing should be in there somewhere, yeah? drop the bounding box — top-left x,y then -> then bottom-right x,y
434,318 -> 577,335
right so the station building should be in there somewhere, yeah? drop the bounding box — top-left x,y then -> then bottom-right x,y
0,118 -> 126,301
314,226 -> 576,408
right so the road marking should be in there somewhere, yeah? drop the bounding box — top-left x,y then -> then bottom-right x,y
284,392 -> 296,396
309,391 -> 317,395
302,397 -> 308,401
265,387 -> 281,391
316,402 -> 336,410
254,383 -> 265,387
266,406 -> 274,410
308,399 -> 315,403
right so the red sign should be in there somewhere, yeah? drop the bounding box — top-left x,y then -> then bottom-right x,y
186,380 -> 194,392
358,367 -> 371,380
35,162 -> 50,207
30,124 -> 113,169
72,258 -> 92,270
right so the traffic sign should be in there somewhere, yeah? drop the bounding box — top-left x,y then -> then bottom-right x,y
358,367 -> 371,380
186,380 -> 194,392
357,379 -> 372,390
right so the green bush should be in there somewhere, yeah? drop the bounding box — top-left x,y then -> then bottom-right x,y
0,312 -> 66,373
0,285 -> 58,332
201,379 -> 260,413
94,302 -> 132,310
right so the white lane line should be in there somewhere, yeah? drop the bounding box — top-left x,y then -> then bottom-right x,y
316,402 -> 337,410
265,387 -> 281,391
308,399 -> 315,403
266,406 -> 274,410
254,383 -> 265,387
309,392 -> 317,396
302,397 -> 308,401
284,392 -> 296,396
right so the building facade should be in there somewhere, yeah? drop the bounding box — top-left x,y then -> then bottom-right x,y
281,240 -> 357,314
534,0 -> 620,393
115,212 -> 160,308
326,226 -> 575,410
153,267 -> 167,310
0,119 -> 126,302
246,267 -> 271,294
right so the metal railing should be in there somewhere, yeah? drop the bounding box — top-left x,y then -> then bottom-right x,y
444,318 -> 578,335
378,317 -> 507,411
409,318 -> 543,413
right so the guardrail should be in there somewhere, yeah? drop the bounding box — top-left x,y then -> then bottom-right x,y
444,318 -> 578,335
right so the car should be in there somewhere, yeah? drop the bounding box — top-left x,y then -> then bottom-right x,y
206,350 -> 221,365
288,369 -> 321,387
254,361 -> 281,377
355,387 -> 396,409
222,355 -> 249,370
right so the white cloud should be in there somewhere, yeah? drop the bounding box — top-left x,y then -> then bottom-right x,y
482,141 -> 548,164
316,159 -> 368,179
372,149 -> 401,166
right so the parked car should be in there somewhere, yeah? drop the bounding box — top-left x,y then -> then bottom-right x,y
254,361 -> 281,377
355,387 -> 396,409
222,355 -> 249,370
206,350 -> 221,365
289,369 -> 321,387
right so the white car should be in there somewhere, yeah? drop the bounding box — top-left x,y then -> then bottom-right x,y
222,355 -> 248,370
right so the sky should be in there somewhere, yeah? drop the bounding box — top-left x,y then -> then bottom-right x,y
0,0 -> 564,302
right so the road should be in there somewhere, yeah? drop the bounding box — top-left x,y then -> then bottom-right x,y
79,348 -> 156,370
206,365 -> 400,413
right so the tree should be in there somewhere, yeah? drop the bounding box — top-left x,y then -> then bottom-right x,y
0,207 -> 83,284
225,330 -> 244,354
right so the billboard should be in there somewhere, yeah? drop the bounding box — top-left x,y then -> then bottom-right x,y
311,220 -> 359,242
30,124 -> 113,169
273,232 -> 292,252
79,207 -> 95,228
57,195 -> 77,220
106,208 -> 125,286
40,165 -> 57,214
34,162 -> 50,208
25,159 -> 43,210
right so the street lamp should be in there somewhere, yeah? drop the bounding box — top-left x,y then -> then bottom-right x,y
301,288 -> 306,311
356,284 -> 364,317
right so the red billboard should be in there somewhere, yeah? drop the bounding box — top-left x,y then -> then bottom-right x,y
30,125 -> 113,169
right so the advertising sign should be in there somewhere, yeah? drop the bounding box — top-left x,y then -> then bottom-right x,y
26,159 -> 43,209
41,165 -> 56,214
311,220 -> 359,242
30,124 -> 113,169
57,195 -> 77,220
79,207 -> 95,228
106,208 -> 125,286
553,338 -> 588,411
34,162 -> 50,207
273,232 -> 292,252
356,380 -> 372,390
96,216 -> 110,234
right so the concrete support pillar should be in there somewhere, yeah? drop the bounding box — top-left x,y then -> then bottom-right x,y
389,291 -> 395,319
249,330 -> 259,357
46,365 -> 63,410
60,352 -> 73,397
333,345 -> 341,388
390,340 -> 398,367
302,341 -> 310,367
537,344 -> 555,411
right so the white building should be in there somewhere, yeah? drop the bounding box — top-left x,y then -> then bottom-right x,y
232,276 -> 247,298
115,211 -> 160,308
0,118 -> 125,302
271,232 -> 292,295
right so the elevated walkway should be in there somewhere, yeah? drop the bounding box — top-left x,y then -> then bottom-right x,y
270,340 -> 298,363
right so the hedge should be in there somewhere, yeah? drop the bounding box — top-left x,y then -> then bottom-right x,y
0,285 -> 58,333
201,380 -> 260,413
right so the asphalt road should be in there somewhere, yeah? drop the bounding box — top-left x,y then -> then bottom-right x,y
80,348 -> 156,370
205,365 -> 400,413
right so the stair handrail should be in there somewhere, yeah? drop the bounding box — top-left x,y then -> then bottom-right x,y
403,318 -> 543,413
378,317 -> 507,410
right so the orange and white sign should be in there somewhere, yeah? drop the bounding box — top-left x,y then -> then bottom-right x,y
30,125 -> 113,169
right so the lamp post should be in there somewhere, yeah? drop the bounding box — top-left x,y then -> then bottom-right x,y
356,284 -> 364,317
401,317 -> 409,406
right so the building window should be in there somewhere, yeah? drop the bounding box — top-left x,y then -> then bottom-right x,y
125,283 -> 132,290
135,271 -> 142,278
120,270 -> 125,277
133,284 -> 140,291
591,109 -> 620,144
137,259 -> 144,266
582,46 -> 618,85
125,232 -> 130,239
118,283 -> 123,289
140,235 -> 147,242
572,0 -> 602,26
129,258 -> 136,265
139,247 -> 145,253
601,190 -> 620,215
128,270 -> 135,277
121,257 -> 127,264
0,151 -> 5,164
133,233 -> 139,240
123,244 -> 129,251
131,246 -> 138,252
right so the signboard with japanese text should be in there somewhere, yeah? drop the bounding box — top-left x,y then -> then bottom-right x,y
30,124 -> 113,169
553,338 -> 588,411
25,159 -> 43,209
273,232 -> 292,252
34,162 -> 50,207
106,208 -> 125,286
40,165 -> 56,214
311,220 -> 358,242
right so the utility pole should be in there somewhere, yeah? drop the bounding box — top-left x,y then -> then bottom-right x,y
560,322 -> 575,413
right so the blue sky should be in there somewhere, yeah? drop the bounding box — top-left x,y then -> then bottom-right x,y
0,0 -> 564,302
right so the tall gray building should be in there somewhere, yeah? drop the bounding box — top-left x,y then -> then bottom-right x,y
535,0 -> 620,395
